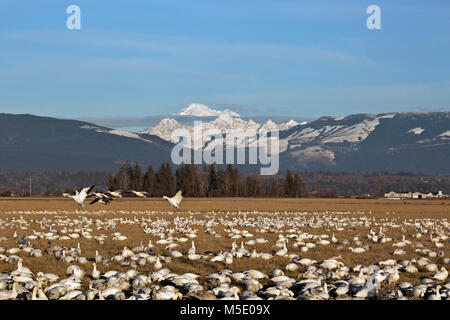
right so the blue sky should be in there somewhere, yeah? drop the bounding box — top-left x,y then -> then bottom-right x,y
0,0 -> 449,119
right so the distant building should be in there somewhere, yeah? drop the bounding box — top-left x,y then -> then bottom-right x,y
384,190 -> 446,199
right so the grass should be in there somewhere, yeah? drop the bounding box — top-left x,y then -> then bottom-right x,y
0,197 -> 448,296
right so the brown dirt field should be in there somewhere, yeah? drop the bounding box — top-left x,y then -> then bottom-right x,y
1,197 -> 449,216
0,197 -> 448,298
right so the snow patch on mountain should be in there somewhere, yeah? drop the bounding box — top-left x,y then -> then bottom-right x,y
279,119 -> 299,130
290,146 -> 336,165
287,115 -> 387,145
109,130 -> 142,140
260,120 -> 279,131
81,125 -> 154,144
177,103 -> 240,117
407,127 -> 424,135
321,118 -> 380,143
438,130 -> 450,139
141,118 -> 184,141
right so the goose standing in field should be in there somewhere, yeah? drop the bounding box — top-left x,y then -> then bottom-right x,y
163,190 -> 183,209
0,282 -> 18,300
153,257 -> 162,271
31,286 -> 48,300
275,241 -> 288,256
433,267 -> 448,282
187,241 -> 196,255
91,263 -> 100,280
63,185 -> 95,209
427,285 -> 442,300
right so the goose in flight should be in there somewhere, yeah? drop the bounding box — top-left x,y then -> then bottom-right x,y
88,192 -> 112,200
106,190 -> 123,198
130,190 -> 149,198
163,190 -> 183,209
87,192 -> 113,205
63,185 -> 95,208
89,194 -> 112,205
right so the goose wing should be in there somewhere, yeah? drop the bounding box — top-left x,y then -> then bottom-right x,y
78,185 -> 95,201
172,190 -> 183,204
89,197 -> 100,205
80,185 -> 95,197
102,196 -> 112,204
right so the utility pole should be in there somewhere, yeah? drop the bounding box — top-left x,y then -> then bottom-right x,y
29,178 -> 32,197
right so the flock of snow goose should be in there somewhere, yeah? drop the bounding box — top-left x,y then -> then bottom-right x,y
0,204 -> 448,300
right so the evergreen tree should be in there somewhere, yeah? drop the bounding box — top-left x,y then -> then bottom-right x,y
207,164 -> 218,197
216,167 -> 226,196
294,173 -> 307,197
143,165 -> 156,196
134,163 -> 143,191
285,170 -> 294,197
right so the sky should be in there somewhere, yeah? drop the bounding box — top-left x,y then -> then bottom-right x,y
1,0 -> 450,119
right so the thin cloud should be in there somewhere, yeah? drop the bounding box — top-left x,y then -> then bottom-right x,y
215,104 -> 261,114
0,29 -> 374,66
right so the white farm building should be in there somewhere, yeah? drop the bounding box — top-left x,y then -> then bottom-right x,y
384,190 -> 445,199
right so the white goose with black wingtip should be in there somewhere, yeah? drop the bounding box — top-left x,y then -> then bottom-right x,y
163,190 -> 183,209
64,185 -> 95,208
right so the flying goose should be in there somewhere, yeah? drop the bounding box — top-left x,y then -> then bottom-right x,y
106,190 -> 123,198
64,185 -> 95,208
130,190 -> 149,198
89,194 -> 112,205
163,190 -> 183,209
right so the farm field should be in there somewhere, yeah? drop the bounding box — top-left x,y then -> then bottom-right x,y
0,197 -> 448,300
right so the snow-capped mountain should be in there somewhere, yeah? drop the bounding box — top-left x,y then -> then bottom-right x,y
140,118 -> 184,141
0,111 -> 448,174
279,112 -> 450,173
138,111 -> 449,174
141,109 -> 301,147
176,103 -> 240,117
279,119 -> 300,131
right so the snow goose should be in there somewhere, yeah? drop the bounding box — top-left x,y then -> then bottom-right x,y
349,247 -> 366,254
66,265 -> 85,279
91,263 -> 100,280
183,241 -> 195,256
64,185 -> 95,208
163,190 -> 183,209
106,190 -> 123,198
427,285 -> 442,300
275,241 -> 288,256
130,190 -> 149,198
433,267 -> 448,282
0,282 -> 18,300
31,286 -> 48,300
89,194 -> 112,205
168,248 -> 183,258
386,269 -> 400,284
153,257 -> 162,271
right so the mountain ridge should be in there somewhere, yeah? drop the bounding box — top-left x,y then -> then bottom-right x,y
0,111 -> 448,174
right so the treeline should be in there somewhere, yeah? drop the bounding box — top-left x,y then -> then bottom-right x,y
0,171 -> 108,196
0,165 -> 449,197
107,162 -> 309,197
107,163 -> 450,198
